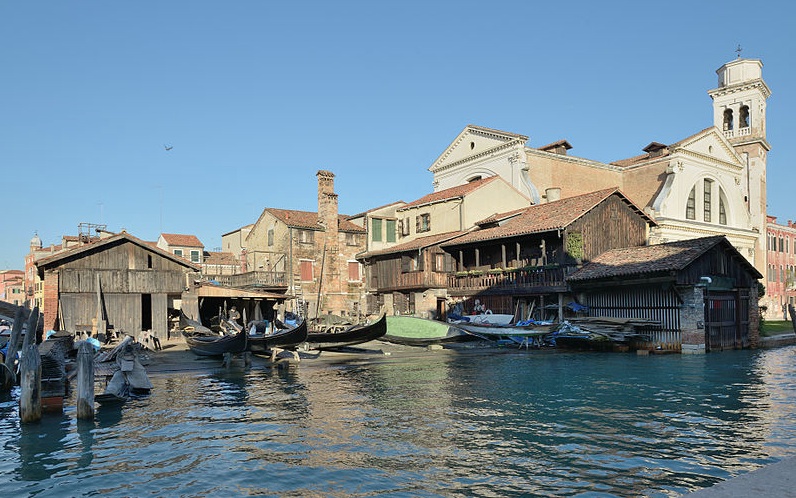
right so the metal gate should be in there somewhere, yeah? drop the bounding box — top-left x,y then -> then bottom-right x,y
705,289 -> 749,351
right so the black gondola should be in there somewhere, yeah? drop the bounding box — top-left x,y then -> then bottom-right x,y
247,319 -> 308,354
305,312 -> 387,351
183,328 -> 248,357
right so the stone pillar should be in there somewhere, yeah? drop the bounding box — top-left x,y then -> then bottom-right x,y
680,285 -> 706,354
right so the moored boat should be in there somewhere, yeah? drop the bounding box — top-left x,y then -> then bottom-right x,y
453,320 -> 557,348
305,312 -> 387,350
183,328 -> 248,357
247,319 -> 308,354
383,315 -> 475,346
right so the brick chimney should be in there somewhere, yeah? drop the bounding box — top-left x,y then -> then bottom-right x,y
317,170 -> 338,241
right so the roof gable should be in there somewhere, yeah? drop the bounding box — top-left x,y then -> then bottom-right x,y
399,176 -> 501,210
35,232 -> 200,272
567,236 -> 762,281
441,188 -> 654,247
429,125 -> 528,173
264,208 -> 366,233
160,233 -> 204,248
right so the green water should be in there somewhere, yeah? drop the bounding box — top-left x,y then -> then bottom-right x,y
2,345 -> 795,497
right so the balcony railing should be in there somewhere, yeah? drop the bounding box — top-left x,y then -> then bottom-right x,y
374,271 -> 450,292
723,126 -> 751,139
212,271 -> 288,289
448,266 -> 573,293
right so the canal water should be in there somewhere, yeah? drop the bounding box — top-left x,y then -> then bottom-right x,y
2,344 -> 796,497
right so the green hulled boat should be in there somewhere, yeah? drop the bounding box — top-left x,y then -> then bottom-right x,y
383,316 -> 476,346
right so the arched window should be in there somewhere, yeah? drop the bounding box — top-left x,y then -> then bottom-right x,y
686,186 -> 696,220
739,105 -> 750,128
723,109 -> 734,131
718,188 -> 728,225
703,179 -> 713,222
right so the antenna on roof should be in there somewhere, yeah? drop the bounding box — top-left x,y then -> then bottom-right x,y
735,44 -> 743,59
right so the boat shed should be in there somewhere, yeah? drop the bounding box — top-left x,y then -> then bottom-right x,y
182,281 -> 292,330
35,231 -> 200,342
566,236 -> 762,353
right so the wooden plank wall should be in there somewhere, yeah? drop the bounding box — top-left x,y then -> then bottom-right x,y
583,285 -> 682,350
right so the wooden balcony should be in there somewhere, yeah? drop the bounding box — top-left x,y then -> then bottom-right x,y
212,271 -> 288,290
447,266 -> 573,295
374,271 -> 450,292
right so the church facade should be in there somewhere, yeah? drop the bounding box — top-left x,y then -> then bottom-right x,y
428,57 -> 771,308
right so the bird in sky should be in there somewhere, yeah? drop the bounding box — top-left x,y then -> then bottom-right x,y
164,144 -> 173,151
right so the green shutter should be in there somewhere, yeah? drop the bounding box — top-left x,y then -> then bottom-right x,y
386,219 -> 396,242
372,218 -> 382,242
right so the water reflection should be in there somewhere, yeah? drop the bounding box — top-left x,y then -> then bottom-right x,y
1,347 -> 796,496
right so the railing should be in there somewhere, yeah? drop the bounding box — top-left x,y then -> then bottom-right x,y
375,271 -> 450,292
723,126 -> 751,139
448,266 -> 573,292
212,271 -> 288,289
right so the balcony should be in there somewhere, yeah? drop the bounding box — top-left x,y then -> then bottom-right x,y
723,126 -> 751,139
447,266 -> 574,295
373,271 -> 450,292
212,271 -> 288,290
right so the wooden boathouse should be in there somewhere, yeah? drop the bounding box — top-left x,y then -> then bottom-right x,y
35,231 -> 200,342
566,236 -> 762,353
439,188 -> 656,322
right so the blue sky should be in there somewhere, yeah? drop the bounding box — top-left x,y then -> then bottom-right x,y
2,1 -> 795,269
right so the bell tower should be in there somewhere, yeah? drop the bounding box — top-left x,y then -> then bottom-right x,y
708,55 -> 771,272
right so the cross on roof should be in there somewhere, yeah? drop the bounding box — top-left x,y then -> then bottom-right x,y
736,44 -> 743,58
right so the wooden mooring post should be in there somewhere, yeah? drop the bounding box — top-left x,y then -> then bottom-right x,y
19,307 -> 42,423
19,344 -> 41,423
76,341 -> 95,420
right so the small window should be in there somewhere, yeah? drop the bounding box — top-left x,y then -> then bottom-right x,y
400,218 -> 410,236
300,260 -> 313,281
372,218 -> 382,242
386,219 -> 396,243
348,261 -> 361,281
346,232 -> 358,246
416,213 -> 431,233
174,249 -> 183,257
719,195 -> 727,225
299,230 -> 314,244
147,255 -> 153,269
190,250 -> 201,263
267,229 -> 274,246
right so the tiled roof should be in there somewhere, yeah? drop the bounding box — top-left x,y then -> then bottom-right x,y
202,251 -> 239,266
36,232 -> 200,272
161,233 -> 204,247
361,231 -> 466,258
441,188 -> 651,247
399,176 -> 499,210
265,208 -> 367,233
567,236 -> 761,281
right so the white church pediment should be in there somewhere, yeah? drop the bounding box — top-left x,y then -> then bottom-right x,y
671,128 -> 744,169
429,125 -> 528,173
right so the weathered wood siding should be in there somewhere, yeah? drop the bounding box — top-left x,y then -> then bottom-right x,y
564,194 -> 649,261
58,269 -> 185,294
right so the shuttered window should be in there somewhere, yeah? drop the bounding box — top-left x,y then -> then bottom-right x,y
300,260 -> 313,281
372,219 -> 382,242
348,261 -> 361,281
386,219 -> 396,243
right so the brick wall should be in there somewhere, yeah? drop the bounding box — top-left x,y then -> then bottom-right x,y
42,270 -> 59,331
